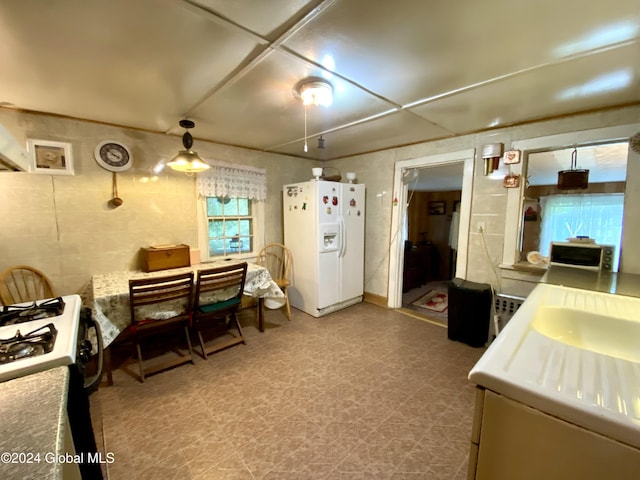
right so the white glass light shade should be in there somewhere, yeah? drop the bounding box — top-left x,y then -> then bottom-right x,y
167,150 -> 210,174
299,81 -> 333,106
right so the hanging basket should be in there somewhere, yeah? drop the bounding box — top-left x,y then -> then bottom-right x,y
557,148 -> 589,190
557,169 -> 589,189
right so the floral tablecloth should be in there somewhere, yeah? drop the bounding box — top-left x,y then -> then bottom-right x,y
81,261 -> 284,347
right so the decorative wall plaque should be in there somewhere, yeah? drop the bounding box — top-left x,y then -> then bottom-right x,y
503,149 -> 521,165
503,174 -> 520,188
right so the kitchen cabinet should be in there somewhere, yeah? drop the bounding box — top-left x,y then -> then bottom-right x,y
468,277 -> 640,480
469,389 -> 640,480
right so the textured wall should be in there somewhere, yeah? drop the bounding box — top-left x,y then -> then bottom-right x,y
1,106 -> 638,302
0,109 -> 312,295
331,105 -> 640,301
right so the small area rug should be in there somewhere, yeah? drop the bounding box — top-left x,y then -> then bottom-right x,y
411,289 -> 448,313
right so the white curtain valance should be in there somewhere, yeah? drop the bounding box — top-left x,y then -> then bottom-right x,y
197,160 -> 267,201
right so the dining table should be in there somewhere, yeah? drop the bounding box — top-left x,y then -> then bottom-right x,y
81,260 -> 285,384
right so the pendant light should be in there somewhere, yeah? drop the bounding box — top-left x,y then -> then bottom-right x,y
557,148 -> 589,190
167,119 -> 210,174
295,78 -> 333,153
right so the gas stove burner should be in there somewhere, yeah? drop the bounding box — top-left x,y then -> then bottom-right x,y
0,323 -> 57,364
5,342 -> 46,361
0,297 -> 65,326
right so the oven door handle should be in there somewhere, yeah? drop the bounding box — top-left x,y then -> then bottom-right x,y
83,311 -> 103,393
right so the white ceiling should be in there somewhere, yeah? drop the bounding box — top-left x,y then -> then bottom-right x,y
0,0 -> 638,161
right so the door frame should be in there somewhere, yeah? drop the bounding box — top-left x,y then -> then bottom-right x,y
387,149 -> 476,308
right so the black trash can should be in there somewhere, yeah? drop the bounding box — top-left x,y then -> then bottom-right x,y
447,278 -> 492,347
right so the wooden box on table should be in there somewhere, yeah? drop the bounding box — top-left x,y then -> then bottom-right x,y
140,244 -> 191,272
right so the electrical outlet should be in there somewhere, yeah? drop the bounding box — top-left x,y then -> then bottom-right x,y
478,222 -> 486,233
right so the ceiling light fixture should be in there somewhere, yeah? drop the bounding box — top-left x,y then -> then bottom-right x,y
167,119 -> 210,175
295,78 -> 333,153
298,80 -> 333,107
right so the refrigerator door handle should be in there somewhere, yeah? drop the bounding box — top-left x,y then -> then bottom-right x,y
338,216 -> 346,257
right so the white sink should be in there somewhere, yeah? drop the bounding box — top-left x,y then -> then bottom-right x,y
531,306 -> 640,363
469,282 -> 640,450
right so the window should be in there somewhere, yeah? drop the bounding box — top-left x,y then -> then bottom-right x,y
502,123 -> 639,269
206,197 -> 254,257
539,193 -> 623,269
503,127 -> 633,270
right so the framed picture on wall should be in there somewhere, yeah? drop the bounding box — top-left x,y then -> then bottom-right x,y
27,139 -> 74,175
428,201 -> 446,215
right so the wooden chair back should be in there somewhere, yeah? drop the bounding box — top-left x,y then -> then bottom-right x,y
127,271 -> 195,382
256,243 -> 293,320
128,272 -> 194,329
0,265 -> 56,305
256,243 -> 292,289
194,262 -> 248,312
192,262 -> 248,358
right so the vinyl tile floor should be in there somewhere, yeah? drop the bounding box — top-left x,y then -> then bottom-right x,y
90,301 -> 485,480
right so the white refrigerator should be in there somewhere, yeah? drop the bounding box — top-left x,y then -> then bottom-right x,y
283,180 -> 365,317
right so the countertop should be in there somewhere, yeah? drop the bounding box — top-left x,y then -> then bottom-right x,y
0,367 -> 69,479
469,279 -> 640,450
541,266 -> 640,297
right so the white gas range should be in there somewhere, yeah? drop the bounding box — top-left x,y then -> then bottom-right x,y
0,294 -> 83,383
0,294 -> 105,479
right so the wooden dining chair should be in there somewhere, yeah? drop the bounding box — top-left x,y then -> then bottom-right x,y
192,262 -> 247,359
128,272 -> 195,382
256,243 -> 292,320
0,265 -> 56,305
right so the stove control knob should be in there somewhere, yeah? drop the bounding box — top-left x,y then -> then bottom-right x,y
78,350 -> 91,365
78,340 -> 92,365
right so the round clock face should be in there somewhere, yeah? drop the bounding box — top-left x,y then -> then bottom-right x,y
94,141 -> 132,172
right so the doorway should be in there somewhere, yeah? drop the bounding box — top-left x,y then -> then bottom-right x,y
401,165 -> 464,321
388,149 -> 475,311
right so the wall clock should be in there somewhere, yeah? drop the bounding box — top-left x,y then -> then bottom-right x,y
94,141 -> 132,172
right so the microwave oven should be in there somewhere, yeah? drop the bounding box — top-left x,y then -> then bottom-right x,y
549,241 -> 615,271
